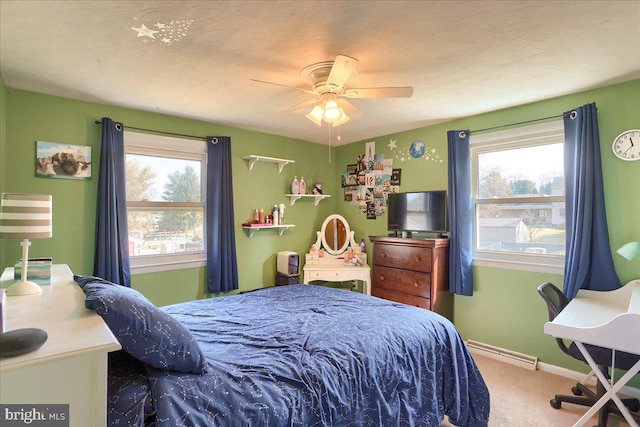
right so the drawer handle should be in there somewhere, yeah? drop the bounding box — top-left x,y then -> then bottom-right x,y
378,275 -> 385,281
414,281 -> 419,287
414,256 -> 421,263
381,253 -> 387,259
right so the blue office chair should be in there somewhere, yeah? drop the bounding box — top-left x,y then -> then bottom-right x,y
538,282 -> 640,427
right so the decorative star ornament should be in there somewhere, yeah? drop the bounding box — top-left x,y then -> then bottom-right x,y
131,24 -> 159,39
388,139 -> 397,150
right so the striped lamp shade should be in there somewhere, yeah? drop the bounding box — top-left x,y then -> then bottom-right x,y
0,193 -> 52,239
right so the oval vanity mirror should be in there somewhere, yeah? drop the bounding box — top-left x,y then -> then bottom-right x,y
320,214 -> 351,256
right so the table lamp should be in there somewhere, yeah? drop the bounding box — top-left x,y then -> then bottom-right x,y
617,241 -> 639,261
0,193 -> 52,296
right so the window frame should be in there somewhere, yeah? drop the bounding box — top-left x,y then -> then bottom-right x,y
470,120 -> 565,275
124,131 -> 207,274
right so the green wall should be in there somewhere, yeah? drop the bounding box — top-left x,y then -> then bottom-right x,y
0,74 -> 8,260
1,77 -> 639,378
0,74 -> 7,218
334,79 -> 640,375
0,89 -> 337,305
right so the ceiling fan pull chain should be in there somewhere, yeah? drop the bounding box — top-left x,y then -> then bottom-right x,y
329,126 -> 332,163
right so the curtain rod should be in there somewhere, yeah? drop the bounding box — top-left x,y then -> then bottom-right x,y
95,110 -> 566,142
94,120 -> 208,141
468,113 -> 565,135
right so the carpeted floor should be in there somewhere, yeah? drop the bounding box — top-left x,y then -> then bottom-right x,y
440,353 -> 636,427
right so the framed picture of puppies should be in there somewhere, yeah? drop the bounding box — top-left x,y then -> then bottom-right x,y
36,141 -> 92,180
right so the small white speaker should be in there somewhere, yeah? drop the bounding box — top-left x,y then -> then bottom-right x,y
277,251 -> 299,276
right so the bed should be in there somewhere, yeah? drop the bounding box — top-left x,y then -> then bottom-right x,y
75,276 -> 490,427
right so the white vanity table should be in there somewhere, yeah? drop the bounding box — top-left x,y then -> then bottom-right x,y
303,214 -> 372,295
0,264 -> 121,426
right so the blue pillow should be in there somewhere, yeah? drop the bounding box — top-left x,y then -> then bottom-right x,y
79,279 -> 206,374
74,274 -> 118,289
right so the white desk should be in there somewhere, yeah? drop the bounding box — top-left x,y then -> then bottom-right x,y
303,258 -> 372,295
0,264 -> 121,426
544,280 -> 640,427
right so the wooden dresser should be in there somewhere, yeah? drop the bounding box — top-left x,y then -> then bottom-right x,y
369,236 -> 453,320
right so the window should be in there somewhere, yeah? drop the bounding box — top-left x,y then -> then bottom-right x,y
124,131 -> 207,273
470,120 -> 565,274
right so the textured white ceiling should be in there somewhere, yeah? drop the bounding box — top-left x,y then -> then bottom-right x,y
1,1 -> 639,145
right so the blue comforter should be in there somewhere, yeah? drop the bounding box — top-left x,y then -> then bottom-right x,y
145,285 -> 489,426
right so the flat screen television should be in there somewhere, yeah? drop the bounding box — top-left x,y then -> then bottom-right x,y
387,190 -> 448,237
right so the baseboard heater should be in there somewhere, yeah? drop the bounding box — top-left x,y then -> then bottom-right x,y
466,340 -> 538,371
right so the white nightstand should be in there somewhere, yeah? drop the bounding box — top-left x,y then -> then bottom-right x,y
0,264 -> 121,426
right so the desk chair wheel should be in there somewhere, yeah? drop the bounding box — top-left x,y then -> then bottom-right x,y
626,399 -> 640,412
550,399 -> 562,409
572,386 -> 583,396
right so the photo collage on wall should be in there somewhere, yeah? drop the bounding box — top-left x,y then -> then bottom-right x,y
341,141 -> 401,219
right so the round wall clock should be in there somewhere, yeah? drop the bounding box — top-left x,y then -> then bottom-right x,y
612,129 -> 640,161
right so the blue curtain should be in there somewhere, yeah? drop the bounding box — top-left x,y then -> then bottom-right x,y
563,103 -> 619,300
447,130 -> 474,296
94,117 -> 131,287
206,136 -> 239,294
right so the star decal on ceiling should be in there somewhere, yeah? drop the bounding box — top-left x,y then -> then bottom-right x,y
387,139 -> 397,150
131,19 -> 194,45
131,24 -> 159,39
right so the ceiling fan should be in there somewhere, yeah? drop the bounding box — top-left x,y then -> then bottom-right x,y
251,55 -> 413,127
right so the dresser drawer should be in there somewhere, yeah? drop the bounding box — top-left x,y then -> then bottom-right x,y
373,244 -> 432,273
373,266 -> 431,298
306,270 -> 352,282
372,287 -> 431,310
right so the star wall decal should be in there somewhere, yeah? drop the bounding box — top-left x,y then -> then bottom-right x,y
392,139 -> 443,163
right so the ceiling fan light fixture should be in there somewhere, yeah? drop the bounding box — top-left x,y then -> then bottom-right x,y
332,111 -> 350,127
254,55 -> 413,131
305,105 -> 324,126
323,100 -> 342,123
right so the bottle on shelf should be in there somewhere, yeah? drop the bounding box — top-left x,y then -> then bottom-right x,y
291,176 -> 299,195
278,203 -> 285,224
253,209 -> 259,223
272,205 -> 279,226
300,177 -> 306,195
258,208 -> 265,224
360,238 -> 366,254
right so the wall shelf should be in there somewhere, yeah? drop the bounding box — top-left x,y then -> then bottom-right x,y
242,155 -> 294,174
285,194 -> 331,206
242,224 -> 295,238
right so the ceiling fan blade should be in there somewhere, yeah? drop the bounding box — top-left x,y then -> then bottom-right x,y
285,98 -> 318,113
339,99 -> 362,120
326,55 -> 359,90
343,87 -> 413,98
250,79 -> 314,94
